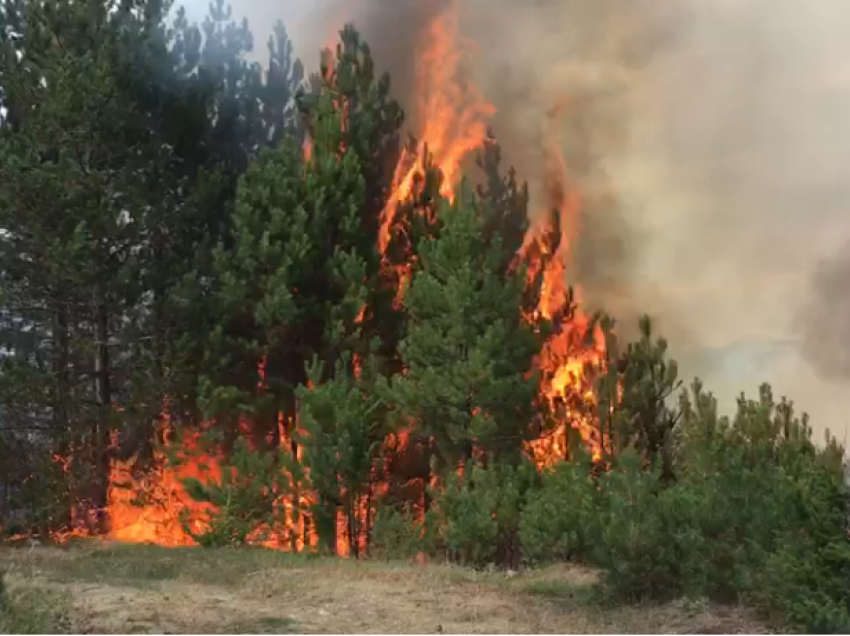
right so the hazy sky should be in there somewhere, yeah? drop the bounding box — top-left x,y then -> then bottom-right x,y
178,0 -> 850,440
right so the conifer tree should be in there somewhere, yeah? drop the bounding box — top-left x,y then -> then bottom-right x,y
383,184 -> 544,470
134,2 -> 307,437
598,315 -> 682,481
0,0 -> 309,529
193,28 -> 401,548
300,24 -> 406,372
294,351 -> 388,556
475,131 -> 530,275
299,24 -> 403,232
198,26 -> 400,444
180,437 -> 287,547
0,0 -> 180,528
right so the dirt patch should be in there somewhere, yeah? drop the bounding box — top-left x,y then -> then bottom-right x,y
0,543 -> 771,634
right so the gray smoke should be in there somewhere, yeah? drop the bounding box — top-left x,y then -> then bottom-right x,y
801,243 -> 850,381
182,0 -> 850,439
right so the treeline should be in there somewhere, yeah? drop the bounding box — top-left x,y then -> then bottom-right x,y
0,1 -> 849,632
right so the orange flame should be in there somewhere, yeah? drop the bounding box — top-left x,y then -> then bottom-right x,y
379,1 -> 495,256
521,104 -> 607,465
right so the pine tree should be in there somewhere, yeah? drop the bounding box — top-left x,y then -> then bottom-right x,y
598,315 -> 682,481
475,130 -> 530,275
382,183 -> 544,471
294,351 -> 388,556
299,24 -> 403,232
198,26 -> 401,444
0,0 -> 309,530
129,2 -> 307,440
193,28 -> 401,548
299,24 -> 405,373
0,0 -> 182,529
198,100 -> 370,443
180,436 -> 286,547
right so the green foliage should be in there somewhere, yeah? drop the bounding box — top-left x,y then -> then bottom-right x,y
753,535 -> 850,633
590,449 -> 701,600
430,459 -> 537,568
180,437 -> 287,547
520,447 -> 596,564
198,24 -> 400,446
474,131 -> 530,275
370,504 -> 433,561
598,315 -> 682,477
584,377 -> 850,631
294,353 -> 388,556
383,184 -> 544,469
300,24 -> 404,224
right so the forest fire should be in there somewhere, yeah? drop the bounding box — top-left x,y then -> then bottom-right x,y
38,0 -> 607,555
107,424 -> 216,548
378,5 -> 495,255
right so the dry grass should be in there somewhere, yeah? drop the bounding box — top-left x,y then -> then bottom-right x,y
0,543 -> 770,634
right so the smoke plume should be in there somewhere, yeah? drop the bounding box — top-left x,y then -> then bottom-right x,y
185,0 -> 850,438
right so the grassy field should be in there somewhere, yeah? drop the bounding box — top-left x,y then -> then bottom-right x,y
0,542 -> 770,634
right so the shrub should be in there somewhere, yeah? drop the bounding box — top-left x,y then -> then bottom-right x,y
370,504 -> 433,561
519,448 -> 596,564
588,449 -> 692,599
753,536 -> 850,633
581,380 -> 850,631
431,459 -> 537,568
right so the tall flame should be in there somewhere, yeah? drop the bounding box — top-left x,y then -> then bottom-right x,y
522,104 -> 608,465
379,1 -> 495,256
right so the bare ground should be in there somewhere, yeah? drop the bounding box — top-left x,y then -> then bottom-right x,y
0,543 -> 770,634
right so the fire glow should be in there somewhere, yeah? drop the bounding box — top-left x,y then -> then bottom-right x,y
47,0 -> 608,555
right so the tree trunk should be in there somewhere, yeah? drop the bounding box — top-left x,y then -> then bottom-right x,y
347,496 -> 358,559
92,295 -> 112,534
52,303 -> 73,529
290,393 -> 302,552
52,304 -> 70,438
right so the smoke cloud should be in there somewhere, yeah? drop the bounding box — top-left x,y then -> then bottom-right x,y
801,242 -> 850,381
184,0 -> 850,439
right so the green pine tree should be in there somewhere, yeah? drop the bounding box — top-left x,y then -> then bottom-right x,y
192,27 -> 401,548
598,315 -> 682,481
180,436 -> 287,547
196,25 -> 400,439
294,351 -> 388,557
475,130 -> 530,275
382,183 -> 545,471
0,0 -> 183,530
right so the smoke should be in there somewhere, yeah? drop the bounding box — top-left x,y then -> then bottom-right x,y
186,0 -> 850,437
460,0 -> 681,334
801,242 -> 850,381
